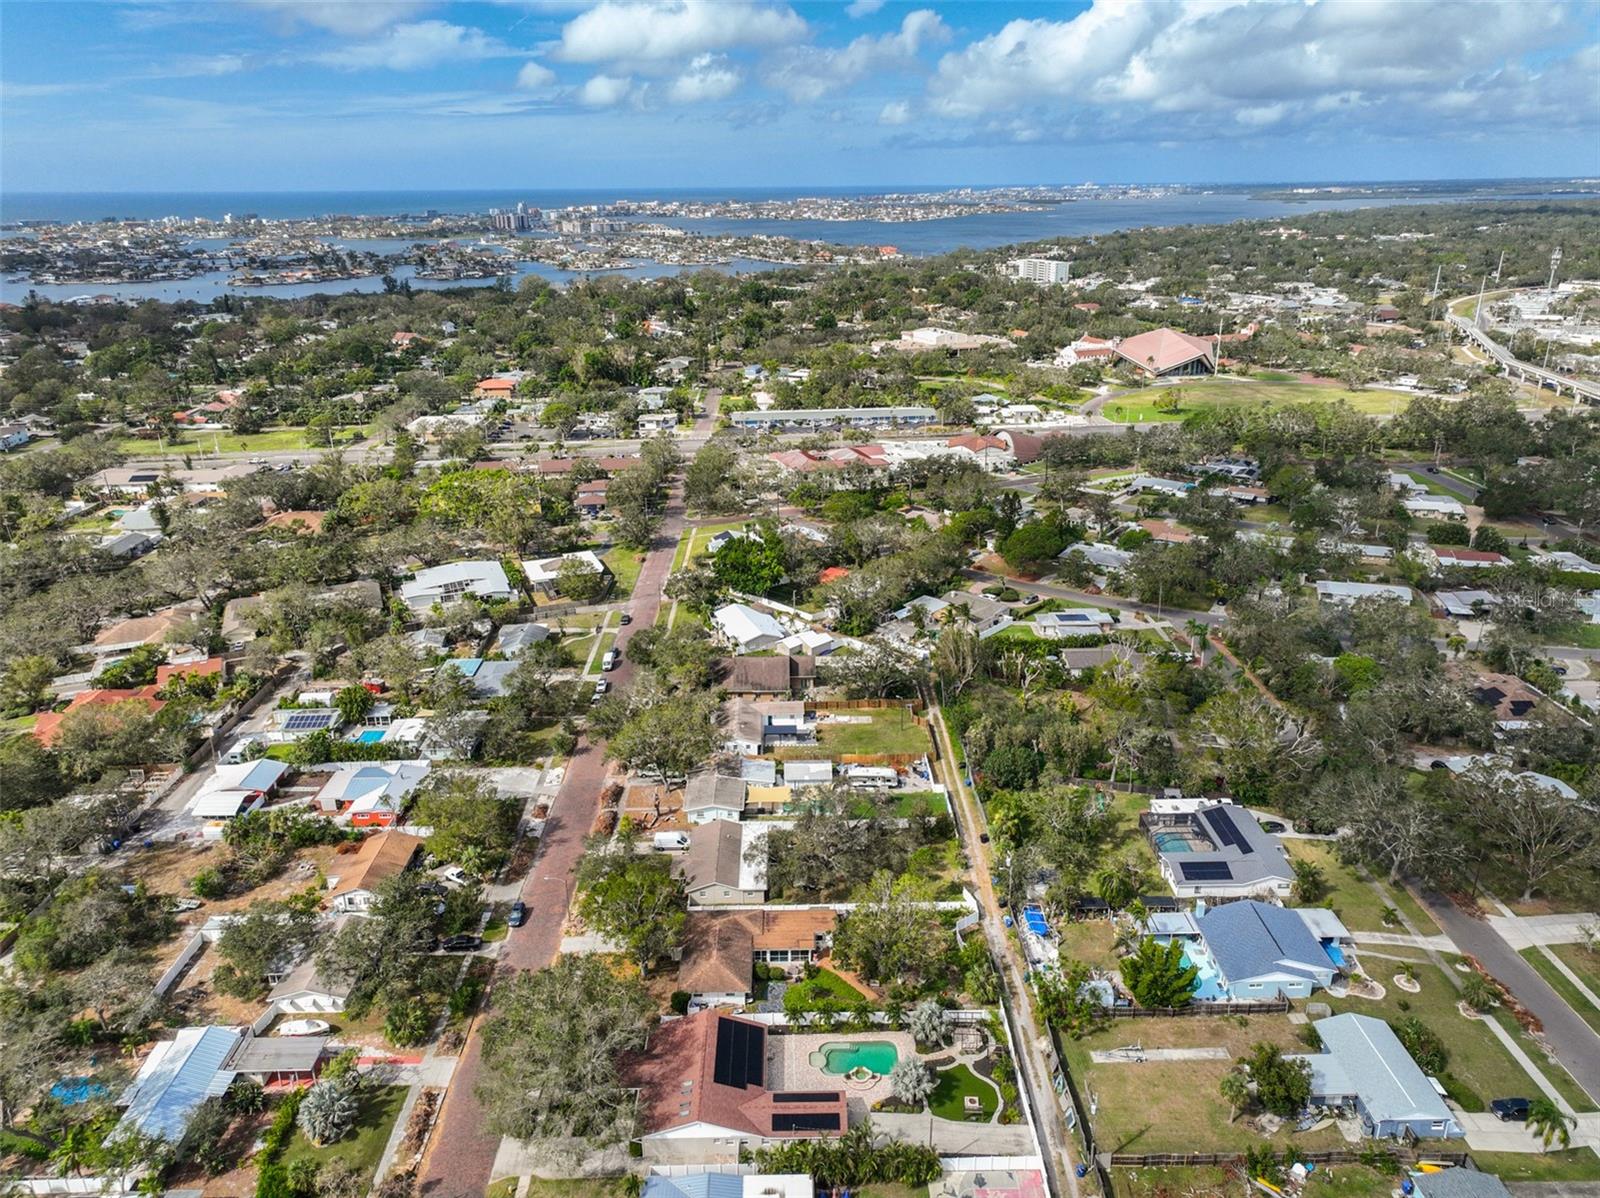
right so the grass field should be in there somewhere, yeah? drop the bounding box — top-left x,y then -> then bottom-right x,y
601,545 -> 645,600
280,1085 -> 406,1188
1283,840 -> 1439,935
1519,946 -> 1600,1037
1101,381 -> 1410,423
784,966 -> 874,1007
929,1062 -> 1000,1121
809,710 -> 931,758
1550,941 -> 1600,994
113,425 -> 368,456
1116,1164 -> 1396,1198
584,628 -> 620,676
1548,622 -> 1600,649
845,790 -> 949,819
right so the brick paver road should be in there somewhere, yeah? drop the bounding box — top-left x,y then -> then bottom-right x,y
419,492 -> 687,1197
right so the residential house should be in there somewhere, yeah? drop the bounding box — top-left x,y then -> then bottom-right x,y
1149,801 -> 1296,898
440,657 -> 519,699
575,480 -> 609,515
314,761 -> 431,827
88,601 -> 206,657
1059,645 -> 1146,677
1125,476 -> 1195,498
1033,609 -> 1119,637
1427,546 -> 1510,570
1148,900 -> 1350,1001
399,561 -> 516,611
715,655 -> 817,699
1467,671 -> 1545,731
781,760 -> 833,788
1314,580 -> 1415,606
678,910 -> 837,1007
1291,1013 -> 1463,1139
684,773 -> 748,825
638,411 -> 679,434
675,821 -> 768,906
268,916 -> 354,1013
1403,495 -> 1467,521
100,530 -> 161,559
222,1034 -> 327,1088
111,1026 -> 246,1145
33,685 -> 165,746
189,759 -> 289,822
728,406 -> 937,431
522,550 -> 610,596
1111,328 -> 1217,378
326,831 -> 426,913
494,622 -> 551,656
1064,542 -> 1134,572
1408,1171 -> 1513,1198
267,708 -> 343,742
721,699 -> 812,756
643,1174 -> 813,1198
713,603 -> 787,654
0,423 -> 33,451
1431,590 -> 1498,619
624,1012 -> 846,1161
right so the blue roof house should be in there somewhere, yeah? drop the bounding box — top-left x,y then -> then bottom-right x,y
1293,1013 -> 1463,1140
113,1026 -> 244,1143
1150,900 -> 1350,1001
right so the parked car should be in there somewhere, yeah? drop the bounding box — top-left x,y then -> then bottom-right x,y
619,613 -> 632,625
507,901 -> 527,928
602,648 -> 620,671
438,865 -> 470,887
440,934 -> 483,953
1490,1098 -> 1530,1122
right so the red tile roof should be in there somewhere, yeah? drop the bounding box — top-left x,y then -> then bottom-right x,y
1113,328 -> 1216,376
34,686 -> 165,746
155,657 -> 225,686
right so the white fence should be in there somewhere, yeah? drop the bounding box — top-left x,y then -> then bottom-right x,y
14,1175 -> 144,1196
152,931 -> 206,997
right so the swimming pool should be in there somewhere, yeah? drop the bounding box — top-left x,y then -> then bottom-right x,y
1153,832 -> 1200,853
1181,951 -> 1229,1002
811,1040 -> 899,1077
354,729 -> 386,744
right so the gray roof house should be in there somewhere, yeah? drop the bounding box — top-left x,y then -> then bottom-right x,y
399,561 -> 515,611
1150,900 -> 1349,1001
494,622 -> 551,656
1153,802 -> 1295,898
683,773 -> 747,825
1409,1170 -> 1512,1198
1292,1013 -> 1463,1139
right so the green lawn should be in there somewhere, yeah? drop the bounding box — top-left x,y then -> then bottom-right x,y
1547,622 -> 1600,649
1550,942 -> 1600,994
1519,947 -> 1600,1037
1117,1164 -> 1397,1198
514,1181 -> 632,1198
1284,840 -> 1439,935
601,545 -> 645,600
279,1085 -> 407,1188
807,711 -> 930,759
1468,1149 -> 1600,1182
113,425 -> 368,456
584,628 -> 619,676
1101,381 -> 1409,424
784,966 -> 874,1007
929,1062 -> 1000,1121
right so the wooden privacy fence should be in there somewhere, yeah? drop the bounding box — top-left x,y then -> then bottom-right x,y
808,697 -> 927,715
1110,998 -> 1291,1018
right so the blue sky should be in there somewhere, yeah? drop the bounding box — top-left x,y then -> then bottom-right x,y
2,0 -> 1597,192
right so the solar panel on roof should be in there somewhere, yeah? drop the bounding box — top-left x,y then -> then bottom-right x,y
1180,860 -> 1234,881
284,712 -> 333,731
773,1091 -> 840,1103
772,1112 -> 840,1133
1204,806 -> 1246,851
711,1018 -> 764,1089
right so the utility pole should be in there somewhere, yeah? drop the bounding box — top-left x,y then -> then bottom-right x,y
1493,250 -> 1505,284
1430,264 -> 1442,299
1472,274 -> 1488,328
1547,246 -> 1562,293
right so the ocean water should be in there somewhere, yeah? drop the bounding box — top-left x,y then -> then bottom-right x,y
2,186 -> 1590,305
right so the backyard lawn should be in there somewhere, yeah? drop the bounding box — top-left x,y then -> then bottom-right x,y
784,710 -> 931,759
1466,1149 -> 1600,1183
1057,918 -> 1122,973
784,966 -> 875,1007
929,1062 -> 1000,1121
113,426 -> 367,455
279,1084 -> 407,1188
1117,1164 -> 1396,1198
1519,947 -> 1600,1037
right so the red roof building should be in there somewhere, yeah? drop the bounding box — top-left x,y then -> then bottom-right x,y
1112,328 -> 1217,378
623,1012 -> 846,1151
155,657 -> 226,687
34,686 -> 165,746
818,566 -> 851,584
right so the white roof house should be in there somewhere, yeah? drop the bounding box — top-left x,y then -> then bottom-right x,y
399,561 -> 515,610
1034,608 -> 1119,637
713,603 -> 786,654
189,759 -> 289,819
314,761 -> 432,818
1403,495 -> 1467,520
521,550 -> 608,591
1314,580 -> 1415,606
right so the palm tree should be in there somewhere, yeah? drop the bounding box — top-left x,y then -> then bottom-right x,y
1527,1098 -> 1575,1151
1186,619 -> 1209,665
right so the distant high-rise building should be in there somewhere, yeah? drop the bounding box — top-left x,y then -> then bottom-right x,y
1009,257 -> 1071,285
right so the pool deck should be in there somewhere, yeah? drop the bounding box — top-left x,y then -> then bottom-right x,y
769,1031 -> 916,1108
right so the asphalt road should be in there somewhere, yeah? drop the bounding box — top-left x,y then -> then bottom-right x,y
417,493 -> 687,1198
1417,888 -> 1600,1105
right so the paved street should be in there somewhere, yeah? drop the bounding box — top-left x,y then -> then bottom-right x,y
1418,888 -> 1600,1105
417,490 -> 687,1197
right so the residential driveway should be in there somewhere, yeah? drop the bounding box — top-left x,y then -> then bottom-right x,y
1418,889 -> 1600,1104
418,492 -> 686,1198
1459,1111 -> 1600,1156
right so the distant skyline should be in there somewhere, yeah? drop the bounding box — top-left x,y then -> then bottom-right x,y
3,0 -> 1598,194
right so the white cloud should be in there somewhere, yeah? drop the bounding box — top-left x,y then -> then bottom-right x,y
878,99 -> 911,125
668,54 -> 741,102
247,1 -> 432,37
846,0 -> 886,16
313,20 -> 512,71
766,8 -> 948,102
579,72 -> 636,105
556,0 -> 806,64
927,0 -> 1583,138
517,60 -> 557,89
